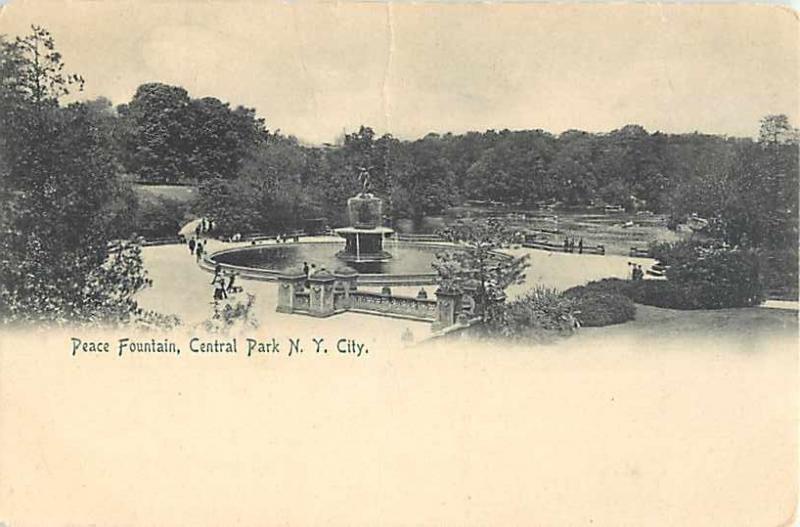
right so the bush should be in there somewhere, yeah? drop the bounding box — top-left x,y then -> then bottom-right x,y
484,286 -> 578,341
564,278 -> 633,298
605,241 -> 765,310
626,280 -> 716,310
563,288 -> 636,327
202,293 -> 259,334
648,239 -> 700,266
663,244 -> 763,308
573,257 -> 763,310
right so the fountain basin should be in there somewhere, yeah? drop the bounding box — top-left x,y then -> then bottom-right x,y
206,240 -> 455,286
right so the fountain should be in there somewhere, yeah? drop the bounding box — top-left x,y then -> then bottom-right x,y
205,167 -> 481,285
334,168 -> 394,263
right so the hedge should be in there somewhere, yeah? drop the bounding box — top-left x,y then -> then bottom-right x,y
567,275 -> 762,311
562,288 -> 636,327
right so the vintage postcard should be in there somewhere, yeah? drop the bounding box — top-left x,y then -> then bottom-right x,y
0,1 -> 797,525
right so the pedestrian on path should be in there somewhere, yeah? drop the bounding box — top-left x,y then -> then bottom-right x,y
213,275 -> 227,301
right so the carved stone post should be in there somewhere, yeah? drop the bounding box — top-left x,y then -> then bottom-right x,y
308,270 -> 337,317
333,268 -> 359,309
276,269 -> 307,313
434,286 -> 463,331
461,281 -> 480,317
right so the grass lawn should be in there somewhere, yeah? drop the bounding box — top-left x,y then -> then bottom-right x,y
132,183 -> 199,205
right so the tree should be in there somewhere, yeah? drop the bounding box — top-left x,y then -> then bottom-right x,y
0,25 -> 83,108
0,26 -> 167,326
194,133 -> 323,236
116,82 -> 193,183
391,137 -> 457,219
759,114 -> 797,146
117,83 -> 268,183
186,97 -> 268,180
434,217 -> 529,319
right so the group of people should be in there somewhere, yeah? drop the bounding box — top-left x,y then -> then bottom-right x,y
563,237 -> 585,254
629,263 -> 645,281
211,264 -> 240,301
195,218 -> 213,236
302,261 -> 328,288
188,237 -> 207,261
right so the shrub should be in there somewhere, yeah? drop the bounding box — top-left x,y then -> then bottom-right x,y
616,241 -> 765,309
563,288 -> 636,327
564,278 -> 633,298
484,286 -> 578,341
202,293 -> 259,334
648,239 -> 699,266
663,244 -> 763,308
574,260 -> 763,310
626,280 -> 715,310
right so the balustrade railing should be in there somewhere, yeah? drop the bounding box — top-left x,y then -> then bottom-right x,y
294,291 -> 310,310
349,291 -> 437,321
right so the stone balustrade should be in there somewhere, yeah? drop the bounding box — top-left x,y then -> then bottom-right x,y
349,291 -> 437,322
276,270 -> 465,328
294,291 -> 310,310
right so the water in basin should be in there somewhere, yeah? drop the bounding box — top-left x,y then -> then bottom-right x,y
214,241 -> 445,275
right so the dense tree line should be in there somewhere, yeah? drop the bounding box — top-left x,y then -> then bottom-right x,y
200,121 -> 795,252
77,70 -> 798,252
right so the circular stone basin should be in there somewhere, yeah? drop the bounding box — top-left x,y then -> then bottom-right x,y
211,241 -> 449,279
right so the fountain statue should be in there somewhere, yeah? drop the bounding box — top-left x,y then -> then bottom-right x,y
334,167 -> 394,263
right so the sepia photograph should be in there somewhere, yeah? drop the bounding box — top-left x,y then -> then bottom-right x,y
0,1 -> 797,525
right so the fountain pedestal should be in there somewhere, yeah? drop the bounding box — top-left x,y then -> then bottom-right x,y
334,192 -> 394,263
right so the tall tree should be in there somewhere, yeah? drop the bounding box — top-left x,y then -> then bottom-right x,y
0,26 -> 167,326
759,114 -> 797,146
117,82 -> 193,183
117,83 -> 267,183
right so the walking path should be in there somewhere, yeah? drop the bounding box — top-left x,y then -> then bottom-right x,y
136,238 -> 431,347
762,299 -> 800,310
137,236 -> 797,345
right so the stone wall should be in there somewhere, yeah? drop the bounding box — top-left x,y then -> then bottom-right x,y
277,273 -> 464,327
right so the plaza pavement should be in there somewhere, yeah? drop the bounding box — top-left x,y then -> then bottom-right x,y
137,236 -> 797,346
136,237 -> 432,347
136,237 -> 658,345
